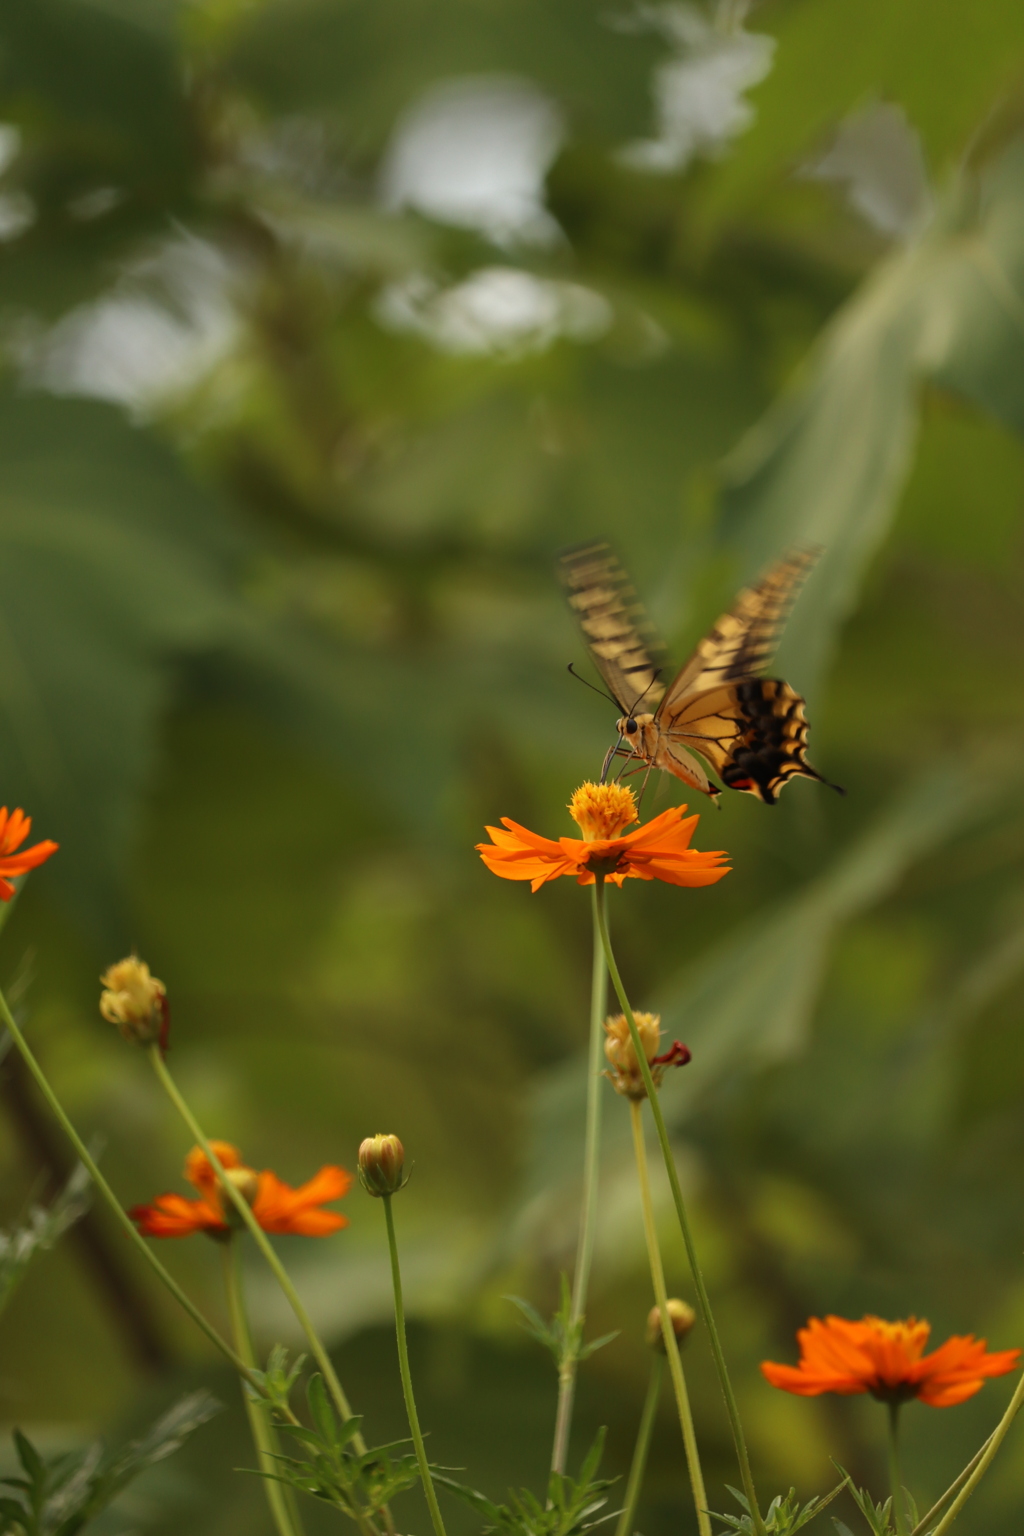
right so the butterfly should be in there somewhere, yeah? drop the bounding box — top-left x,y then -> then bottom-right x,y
559,542 -> 842,805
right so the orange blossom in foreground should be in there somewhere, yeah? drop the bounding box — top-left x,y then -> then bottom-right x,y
761,1314 -> 1020,1407
131,1141 -> 352,1239
0,807 -> 58,900
477,782 -> 729,892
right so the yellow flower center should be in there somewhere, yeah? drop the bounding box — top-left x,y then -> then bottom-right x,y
568,782 -> 638,841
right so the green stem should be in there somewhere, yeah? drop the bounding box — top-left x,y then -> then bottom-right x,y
615,1354 -> 664,1536
382,1194 -> 448,1536
629,1099 -> 710,1536
222,1238 -> 304,1536
930,1371 -> 1024,1535
887,1403 -> 907,1536
907,1433 -> 993,1536
551,879 -> 609,1475
593,881 -> 765,1536
0,985 -> 260,1389
147,1046 -> 364,1445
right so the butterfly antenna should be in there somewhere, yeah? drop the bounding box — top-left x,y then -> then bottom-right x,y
567,663 -> 619,710
623,668 -> 663,729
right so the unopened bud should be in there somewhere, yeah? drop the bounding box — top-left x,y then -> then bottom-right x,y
99,956 -> 169,1049
604,1012 -> 691,1100
358,1134 -> 406,1196
647,1299 -> 696,1352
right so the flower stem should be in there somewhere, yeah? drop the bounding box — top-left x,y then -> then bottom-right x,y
222,1238 -> 305,1536
929,1371 -> 1024,1535
629,1099 -> 710,1536
0,984 -> 260,1388
551,878 -> 609,1475
147,1047 -> 363,1444
887,1403 -> 907,1536
382,1193 -> 448,1536
615,1354 -> 664,1536
907,1433 -> 993,1536
593,880 -> 765,1536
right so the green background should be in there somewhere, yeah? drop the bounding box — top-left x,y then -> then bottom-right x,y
2,0 -> 1024,1530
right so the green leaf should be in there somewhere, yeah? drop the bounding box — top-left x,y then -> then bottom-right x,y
698,0 -> 1024,229
306,1374 -> 338,1448
717,135 -> 1024,702
0,390 -> 238,931
0,1162 -> 89,1318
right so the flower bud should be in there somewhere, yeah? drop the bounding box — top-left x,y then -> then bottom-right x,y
603,1012 -> 691,1100
99,956 -> 169,1049
358,1134 -> 406,1196
221,1165 -> 261,1225
647,1298 -> 696,1352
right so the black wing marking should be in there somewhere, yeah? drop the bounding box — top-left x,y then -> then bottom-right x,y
559,541 -> 666,715
661,679 -> 840,805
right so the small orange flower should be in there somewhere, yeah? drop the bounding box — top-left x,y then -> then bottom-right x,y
131,1140 -> 352,1240
477,782 -> 729,892
0,807 -> 58,900
762,1315 -> 1020,1408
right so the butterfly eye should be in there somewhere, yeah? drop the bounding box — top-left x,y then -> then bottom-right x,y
624,719 -> 638,735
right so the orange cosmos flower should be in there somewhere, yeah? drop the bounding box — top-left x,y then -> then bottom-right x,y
477,782 -> 729,892
131,1140 -> 352,1239
0,807 -> 58,900
761,1314 -> 1020,1408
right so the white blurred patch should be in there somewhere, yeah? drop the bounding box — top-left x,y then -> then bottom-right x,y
0,191 -> 34,242
375,266 -> 612,356
619,2 -> 775,174
380,76 -> 564,247
0,125 -> 21,178
0,125 -> 33,241
24,235 -> 238,410
804,102 -> 932,239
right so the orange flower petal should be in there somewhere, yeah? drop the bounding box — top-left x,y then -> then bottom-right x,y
185,1140 -> 244,1197
130,1192 -> 226,1237
253,1166 -> 351,1236
763,1315 -> 1020,1406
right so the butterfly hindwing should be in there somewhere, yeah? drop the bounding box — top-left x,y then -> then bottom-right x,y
559,541 -> 666,715
660,679 -> 828,805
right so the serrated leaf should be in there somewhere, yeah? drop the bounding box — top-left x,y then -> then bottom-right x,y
306,1374 -> 338,1447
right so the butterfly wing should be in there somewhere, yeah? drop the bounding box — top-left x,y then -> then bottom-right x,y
559,541 -> 667,714
658,679 -> 834,805
661,548 -> 819,704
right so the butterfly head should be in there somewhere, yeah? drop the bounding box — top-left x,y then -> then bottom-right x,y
616,711 -> 655,741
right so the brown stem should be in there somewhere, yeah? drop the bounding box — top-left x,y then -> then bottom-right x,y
0,1046 -> 171,1372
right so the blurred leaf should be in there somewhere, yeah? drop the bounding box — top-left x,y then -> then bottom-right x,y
719,134 -> 1024,699
699,0 -> 1024,228
0,1392 -> 220,1535
0,1161 -> 89,1318
0,390 -> 238,930
226,0 -> 665,149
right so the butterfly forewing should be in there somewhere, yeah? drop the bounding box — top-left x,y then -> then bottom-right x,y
559,541 -> 666,714
661,548 -> 819,706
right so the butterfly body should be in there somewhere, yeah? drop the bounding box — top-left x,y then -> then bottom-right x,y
562,542 -> 840,805
615,711 -> 716,799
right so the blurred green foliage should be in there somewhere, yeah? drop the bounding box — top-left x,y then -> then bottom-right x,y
1,0 -> 1024,1533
